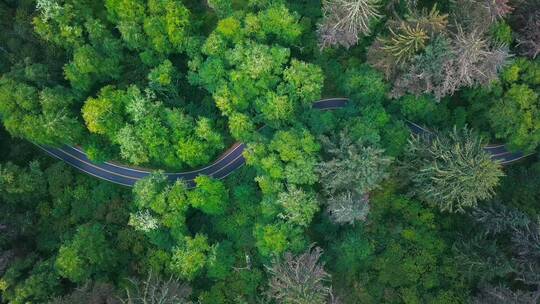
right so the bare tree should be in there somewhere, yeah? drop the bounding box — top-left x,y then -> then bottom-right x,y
473,285 -> 540,304
516,13 -> 540,59
318,0 -> 382,49
450,0 -> 493,32
121,272 -> 192,304
439,27 -> 510,97
49,282 -> 120,304
326,191 -> 370,224
266,246 -> 334,304
484,0 -> 513,22
512,0 -> 540,59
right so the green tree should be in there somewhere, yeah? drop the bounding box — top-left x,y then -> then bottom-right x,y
405,127 -> 504,213
207,0 -> 233,18
55,224 -> 118,283
0,259 -> 61,304
132,173 -> 190,243
276,186 -> 320,227
0,75 -> 84,145
487,59 -> 540,152
317,131 -> 392,196
105,0 -> 191,57
245,127 -> 321,194
329,187 -> 469,303
339,63 -> 389,104
190,5 -> 322,135
254,223 -> 306,258
188,176 -> 229,215
82,86 -> 126,136
170,234 -> 216,281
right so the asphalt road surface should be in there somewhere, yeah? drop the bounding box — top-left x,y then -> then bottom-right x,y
38,98 -> 531,187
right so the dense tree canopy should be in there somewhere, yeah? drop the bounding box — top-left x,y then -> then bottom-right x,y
1,0 -> 539,303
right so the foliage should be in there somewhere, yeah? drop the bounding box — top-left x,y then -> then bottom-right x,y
188,176 -> 229,215
1,0 -> 539,303
245,127 -> 321,194
254,222 -> 307,258
328,187 -> 469,303
82,85 -> 224,168
0,72 -> 84,145
55,224 -> 119,283
339,63 -> 389,104
190,5 -> 323,134
318,130 -> 392,196
170,234 -> 216,281
276,185 -> 320,227
487,59 -> 540,152
405,127 -> 504,212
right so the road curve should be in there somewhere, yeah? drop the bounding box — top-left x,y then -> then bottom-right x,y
38,98 -> 531,187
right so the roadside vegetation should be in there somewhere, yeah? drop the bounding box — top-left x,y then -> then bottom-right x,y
1,0 -> 539,303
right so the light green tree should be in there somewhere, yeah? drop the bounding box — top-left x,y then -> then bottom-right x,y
276,186 -> 320,227
170,234 -> 216,281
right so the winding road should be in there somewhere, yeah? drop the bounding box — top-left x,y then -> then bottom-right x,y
38,98 -> 531,188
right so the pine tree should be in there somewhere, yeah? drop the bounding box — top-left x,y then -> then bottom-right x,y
380,23 -> 429,65
317,131 -> 392,196
405,127 -> 504,213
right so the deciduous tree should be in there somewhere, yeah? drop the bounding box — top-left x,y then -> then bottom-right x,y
55,224 -> 118,283
276,186 -> 320,227
170,234 -> 216,281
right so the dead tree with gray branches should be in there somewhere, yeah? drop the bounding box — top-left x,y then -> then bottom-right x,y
266,246 -> 336,304
318,0 -> 382,49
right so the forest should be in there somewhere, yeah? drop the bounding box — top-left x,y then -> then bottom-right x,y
0,0 -> 539,303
